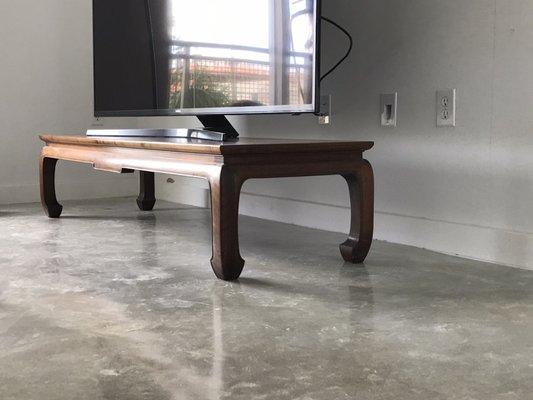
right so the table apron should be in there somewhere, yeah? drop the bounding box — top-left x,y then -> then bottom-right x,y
42,144 -> 369,181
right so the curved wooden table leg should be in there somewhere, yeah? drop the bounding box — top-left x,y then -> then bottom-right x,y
208,167 -> 245,281
137,171 -> 156,211
340,160 -> 374,263
40,156 -> 63,218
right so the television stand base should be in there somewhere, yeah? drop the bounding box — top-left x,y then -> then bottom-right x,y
87,128 -> 237,142
88,114 -> 239,142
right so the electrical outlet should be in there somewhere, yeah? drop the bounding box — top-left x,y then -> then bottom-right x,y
437,89 -> 456,127
380,93 -> 398,127
318,94 -> 331,125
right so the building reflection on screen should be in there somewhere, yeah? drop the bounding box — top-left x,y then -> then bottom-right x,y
166,0 -> 316,110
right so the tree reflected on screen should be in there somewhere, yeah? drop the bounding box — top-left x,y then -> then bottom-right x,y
169,67 -> 231,109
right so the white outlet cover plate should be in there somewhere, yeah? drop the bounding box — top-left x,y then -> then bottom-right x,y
437,89 -> 456,127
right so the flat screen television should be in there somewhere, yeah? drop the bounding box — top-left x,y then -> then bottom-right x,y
92,0 -> 321,140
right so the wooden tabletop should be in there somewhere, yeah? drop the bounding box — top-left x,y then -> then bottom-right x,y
40,135 -> 374,156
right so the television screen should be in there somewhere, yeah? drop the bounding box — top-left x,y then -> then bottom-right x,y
93,0 -> 320,117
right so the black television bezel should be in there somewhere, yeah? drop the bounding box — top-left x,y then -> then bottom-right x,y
92,0 -> 322,118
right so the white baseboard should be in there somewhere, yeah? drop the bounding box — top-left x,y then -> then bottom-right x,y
157,184 -> 533,271
0,175 -> 136,205
374,211 -> 533,271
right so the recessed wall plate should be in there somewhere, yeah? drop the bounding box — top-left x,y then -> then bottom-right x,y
437,89 -> 456,127
380,93 -> 398,127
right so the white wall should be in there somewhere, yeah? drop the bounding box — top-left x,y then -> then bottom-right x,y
0,0 -> 137,205
158,0 -> 533,270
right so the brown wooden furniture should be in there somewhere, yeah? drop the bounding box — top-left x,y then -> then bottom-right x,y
39,135 -> 374,281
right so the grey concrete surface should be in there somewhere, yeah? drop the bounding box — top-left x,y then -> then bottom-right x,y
0,198 -> 532,400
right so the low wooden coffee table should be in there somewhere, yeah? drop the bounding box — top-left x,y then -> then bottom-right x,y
39,135 -> 374,280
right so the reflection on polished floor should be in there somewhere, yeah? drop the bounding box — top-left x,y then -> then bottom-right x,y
1,198 -> 532,400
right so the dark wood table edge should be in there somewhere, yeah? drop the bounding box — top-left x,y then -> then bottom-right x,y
39,134 -> 374,155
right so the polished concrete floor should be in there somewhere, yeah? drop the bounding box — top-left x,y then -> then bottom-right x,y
0,198 -> 532,400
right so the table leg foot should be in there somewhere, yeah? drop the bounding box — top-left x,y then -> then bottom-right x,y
137,171 -> 156,211
40,156 -> 63,218
340,160 -> 374,264
208,167 -> 245,280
